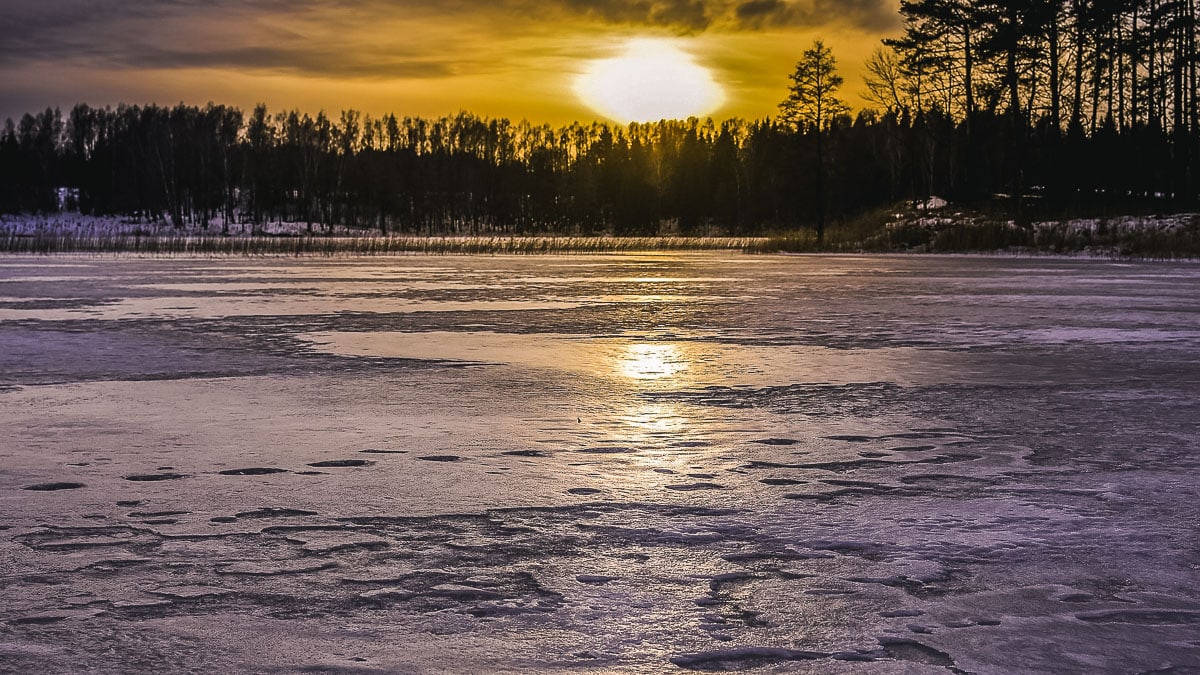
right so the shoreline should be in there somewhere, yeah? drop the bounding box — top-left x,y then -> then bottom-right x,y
1,236 -> 1196,260
0,233 -> 761,256
3,210 -> 1199,258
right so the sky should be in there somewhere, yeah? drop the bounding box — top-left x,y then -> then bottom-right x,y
1,0 -> 903,126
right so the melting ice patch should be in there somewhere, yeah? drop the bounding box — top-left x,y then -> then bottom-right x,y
300,330 -> 970,388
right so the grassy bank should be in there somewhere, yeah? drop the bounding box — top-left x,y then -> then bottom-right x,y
3,207 -> 1200,257
0,232 -> 764,255
749,207 -> 1200,259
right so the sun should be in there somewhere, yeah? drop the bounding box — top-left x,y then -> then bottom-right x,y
575,39 -> 725,123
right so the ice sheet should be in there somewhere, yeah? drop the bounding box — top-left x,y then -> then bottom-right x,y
1,253 -> 1198,673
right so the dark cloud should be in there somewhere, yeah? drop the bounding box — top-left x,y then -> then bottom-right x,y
736,0 -> 787,20
0,1 -> 466,78
124,46 -> 458,80
731,0 -> 900,31
554,0 -> 898,32
561,0 -> 714,32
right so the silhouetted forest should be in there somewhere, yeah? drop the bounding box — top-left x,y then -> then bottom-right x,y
2,0 -> 1198,236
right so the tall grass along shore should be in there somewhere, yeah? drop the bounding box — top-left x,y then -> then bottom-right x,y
3,209 -> 1199,257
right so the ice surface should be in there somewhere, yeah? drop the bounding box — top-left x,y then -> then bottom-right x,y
1,253 -> 1199,673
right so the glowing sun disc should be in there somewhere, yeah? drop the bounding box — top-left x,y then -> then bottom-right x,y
576,39 -> 725,123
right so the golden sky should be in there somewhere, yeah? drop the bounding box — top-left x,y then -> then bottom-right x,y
1,0 -> 902,125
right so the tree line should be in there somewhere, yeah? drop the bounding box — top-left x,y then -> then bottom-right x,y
1,0 -> 1197,237
866,0 -> 1200,219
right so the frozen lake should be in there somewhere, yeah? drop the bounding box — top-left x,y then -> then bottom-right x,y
1,253 -> 1198,673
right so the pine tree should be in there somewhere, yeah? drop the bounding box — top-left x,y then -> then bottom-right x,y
779,40 -> 849,243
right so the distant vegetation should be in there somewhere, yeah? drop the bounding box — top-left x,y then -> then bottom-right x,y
750,206 -> 1200,259
0,220 -> 760,256
1,0 -> 1198,248
5,208 -> 1195,258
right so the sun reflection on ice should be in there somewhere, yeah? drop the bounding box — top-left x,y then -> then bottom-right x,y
612,342 -> 705,453
618,343 -> 688,380
617,401 -> 687,435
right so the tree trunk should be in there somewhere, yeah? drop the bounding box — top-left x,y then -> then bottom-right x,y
815,127 -> 825,245
1190,0 -> 1198,201
1108,26 -> 1116,125
965,23 -> 976,121
1117,23 -> 1125,130
1050,12 -> 1061,131
1091,47 -> 1104,134
1132,9 -> 1140,127
1007,4 -> 1021,119
1191,0 -> 1198,137
1072,0 -> 1086,129
1175,6 -> 1186,135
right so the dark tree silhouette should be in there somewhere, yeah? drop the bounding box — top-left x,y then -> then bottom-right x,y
779,40 -> 850,243
1,0 -> 1198,239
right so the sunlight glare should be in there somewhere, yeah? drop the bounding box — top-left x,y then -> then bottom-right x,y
575,39 -> 725,123
618,402 -> 688,434
619,343 -> 687,380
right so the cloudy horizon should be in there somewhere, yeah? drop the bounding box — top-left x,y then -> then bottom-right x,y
2,0 -> 902,124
